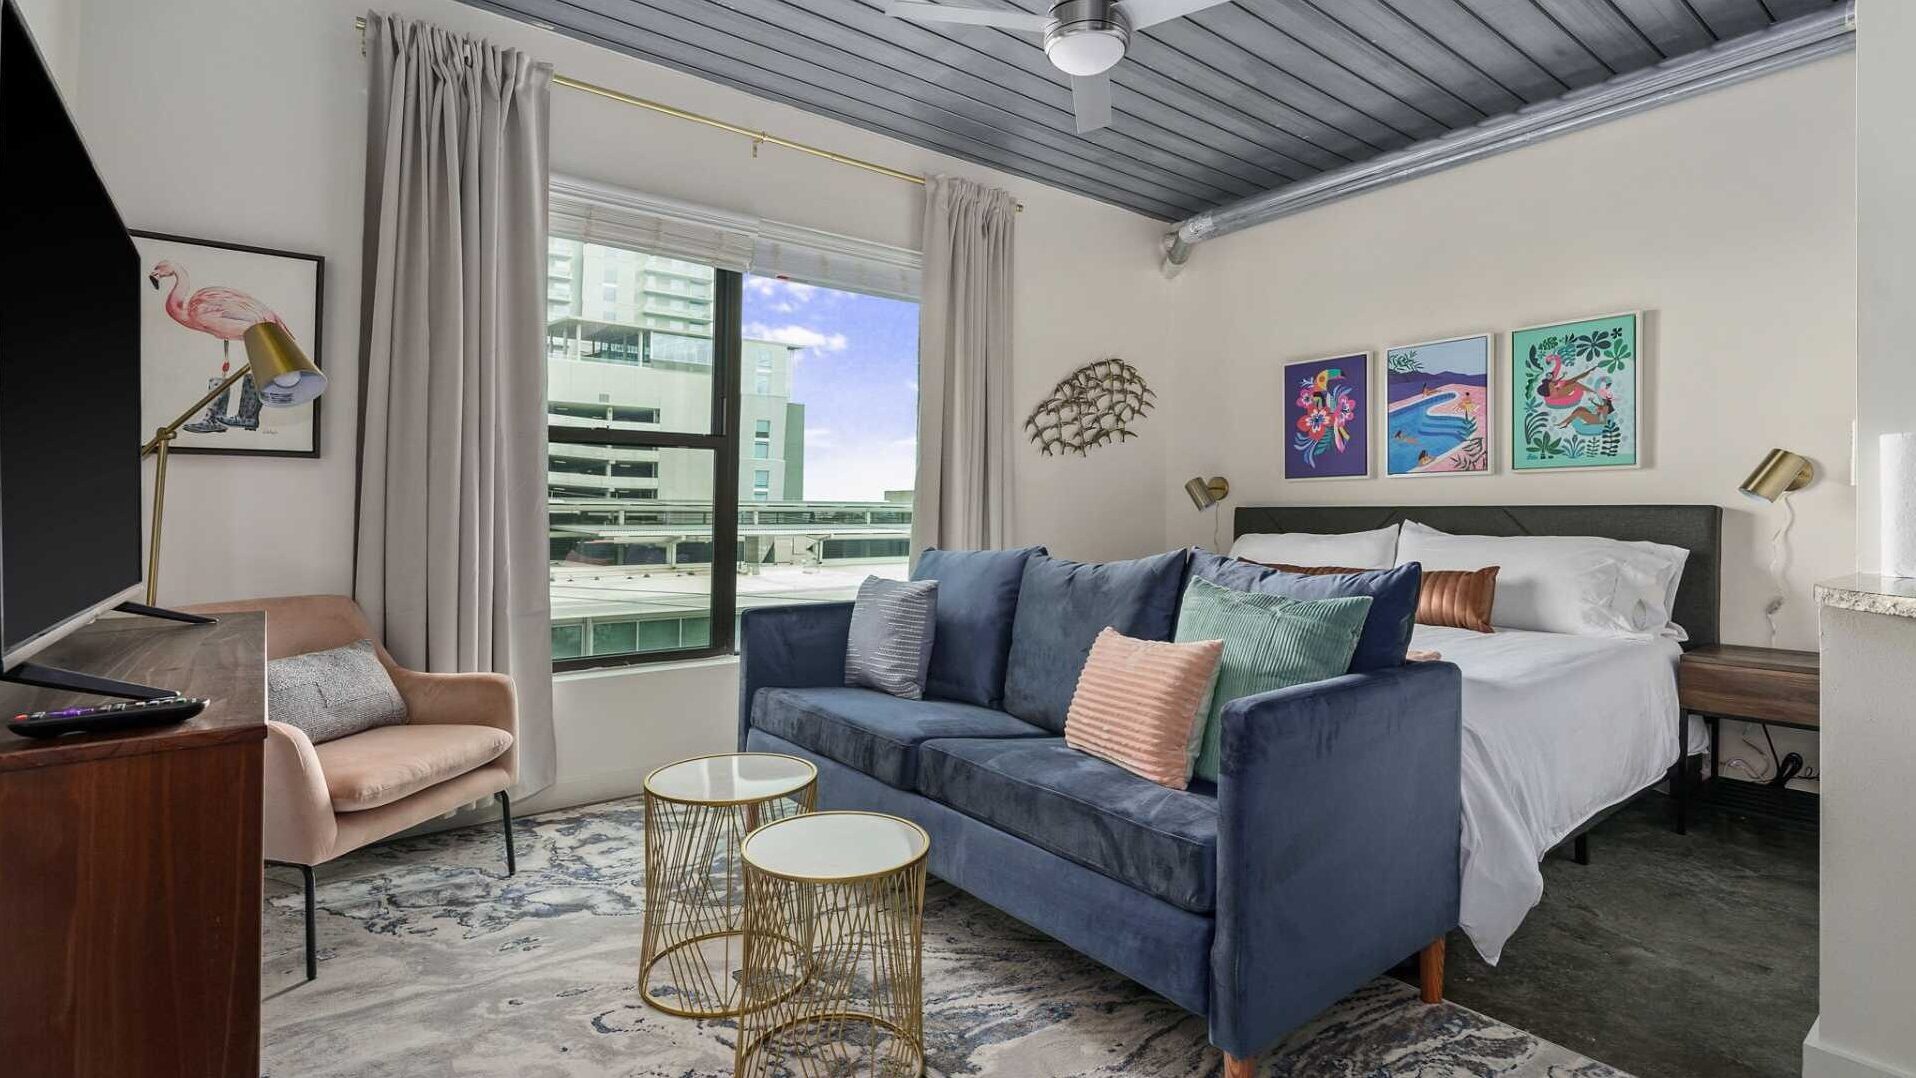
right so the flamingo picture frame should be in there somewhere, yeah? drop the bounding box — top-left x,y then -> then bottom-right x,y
1509,311 -> 1640,472
132,231 -> 324,457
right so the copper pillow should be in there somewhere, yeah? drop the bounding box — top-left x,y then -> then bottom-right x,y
1261,561 -> 1499,633
1415,566 -> 1499,632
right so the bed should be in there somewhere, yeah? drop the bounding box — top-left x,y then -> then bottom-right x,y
1233,504 -> 1721,964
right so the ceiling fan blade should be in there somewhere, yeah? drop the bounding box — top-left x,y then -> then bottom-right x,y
1114,0 -> 1234,30
1071,74 -> 1113,134
886,1 -> 1050,32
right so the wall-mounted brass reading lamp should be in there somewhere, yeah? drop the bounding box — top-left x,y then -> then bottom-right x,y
1185,476 -> 1231,551
1738,448 -> 1815,646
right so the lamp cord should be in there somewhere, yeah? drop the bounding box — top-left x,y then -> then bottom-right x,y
1765,491 -> 1794,647
1213,507 -> 1224,553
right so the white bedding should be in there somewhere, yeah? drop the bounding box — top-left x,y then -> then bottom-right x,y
1412,624 -> 1684,964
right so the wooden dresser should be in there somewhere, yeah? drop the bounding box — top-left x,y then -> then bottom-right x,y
0,613 -> 266,1078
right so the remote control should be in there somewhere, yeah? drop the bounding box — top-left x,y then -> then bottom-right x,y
8,695 -> 208,739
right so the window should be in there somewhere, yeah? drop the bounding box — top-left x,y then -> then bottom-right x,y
546,215 -> 919,670
737,272 -> 920,622
548,236 -> 738,667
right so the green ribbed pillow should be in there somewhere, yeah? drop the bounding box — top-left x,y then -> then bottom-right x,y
1176,577 -> 1373,782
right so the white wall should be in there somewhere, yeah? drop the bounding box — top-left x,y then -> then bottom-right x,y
1808,604 -> 1916,1078
1160,55 -> 1855,787
1857,0 -> 1916,573
1806,4 -> 1916,1076
1162,54 -> 1856,654
12,0 -> 81,98
69,0 -> 1172,811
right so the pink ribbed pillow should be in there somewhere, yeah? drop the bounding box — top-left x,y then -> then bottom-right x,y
1064,628 -> 1224,790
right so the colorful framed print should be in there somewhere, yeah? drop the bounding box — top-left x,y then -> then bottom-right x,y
132,231 -> 324,458
1509,312 -> 1640,472
1384,334 -> 1493,477
1284,352 -> 1371,480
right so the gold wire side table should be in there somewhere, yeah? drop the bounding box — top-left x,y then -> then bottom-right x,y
640,752 -> 817,1019
736,811 -> 930,1078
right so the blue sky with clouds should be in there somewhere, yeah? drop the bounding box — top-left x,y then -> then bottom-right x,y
744,276 -> 918,502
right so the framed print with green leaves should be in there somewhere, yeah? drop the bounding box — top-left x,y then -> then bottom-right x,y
1509,311 -> 1639,471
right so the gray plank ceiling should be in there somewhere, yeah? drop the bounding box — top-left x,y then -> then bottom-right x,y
461,0 -> 1845,221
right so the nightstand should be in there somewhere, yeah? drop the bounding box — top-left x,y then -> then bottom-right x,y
1674,644 -> 1819,833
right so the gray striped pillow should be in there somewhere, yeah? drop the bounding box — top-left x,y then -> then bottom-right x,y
845,576 -> 939,699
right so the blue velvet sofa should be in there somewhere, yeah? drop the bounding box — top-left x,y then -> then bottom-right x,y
737,548 -> 1462,1073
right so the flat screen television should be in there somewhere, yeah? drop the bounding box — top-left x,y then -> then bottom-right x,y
0,0 -> 146,673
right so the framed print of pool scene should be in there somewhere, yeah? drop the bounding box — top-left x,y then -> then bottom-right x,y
1384,334 -> 1493,477
1510,312 -> 1640,472
1284,352 -> 1371,480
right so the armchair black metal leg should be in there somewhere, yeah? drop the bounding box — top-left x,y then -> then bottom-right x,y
267,860 -> 317,981
1573,834 -> 1590,866
299,864 -> 316,980
498,790 -> 516,876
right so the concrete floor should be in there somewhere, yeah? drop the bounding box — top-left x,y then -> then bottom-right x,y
1435,795 -> 1817,1078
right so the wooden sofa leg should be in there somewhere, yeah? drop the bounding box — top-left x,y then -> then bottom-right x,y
1419,937 -> 1445,1004
1223,1052 -> 1258,1078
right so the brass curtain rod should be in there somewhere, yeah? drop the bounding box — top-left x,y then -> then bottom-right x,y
353,16 -> 1020,209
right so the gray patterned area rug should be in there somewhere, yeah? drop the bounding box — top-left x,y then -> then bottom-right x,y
262,797 -> 1629,1078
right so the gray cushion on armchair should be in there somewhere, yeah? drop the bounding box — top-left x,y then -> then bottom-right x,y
267,639 -> 408,744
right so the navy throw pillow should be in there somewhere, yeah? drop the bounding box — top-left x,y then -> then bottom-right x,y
1188,550 -> 1420,672
1002,548 -> 1191,733
911,546 -> 1047,707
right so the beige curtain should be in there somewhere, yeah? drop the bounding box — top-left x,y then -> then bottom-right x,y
912,176 -> 1017,558
356,13 -> 556,795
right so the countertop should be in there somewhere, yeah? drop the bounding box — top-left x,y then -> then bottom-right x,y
1816,574 -> 1916,620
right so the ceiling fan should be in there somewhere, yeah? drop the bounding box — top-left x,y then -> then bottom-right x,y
886,0 -> 1231,134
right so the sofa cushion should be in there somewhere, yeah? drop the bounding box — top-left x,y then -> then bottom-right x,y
845,576 -> 938,699
1177,578 -> 1373,783
1190,550 -> 1421,673
916,736 -> 1219,913
1003,549 -> 1191,733
911,546 -> 1045,707
313,723 -> 515,812
751,686 -> 1050,789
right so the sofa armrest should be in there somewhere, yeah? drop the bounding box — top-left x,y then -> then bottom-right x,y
262,720 -> 341,865
390,668 -> 519,785
1208,661 -> 1462,1059
737,602 -> 854,749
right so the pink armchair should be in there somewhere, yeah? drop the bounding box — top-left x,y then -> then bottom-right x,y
186,595 -> 518,980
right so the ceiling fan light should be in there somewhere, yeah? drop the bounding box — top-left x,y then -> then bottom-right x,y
1045,28 -> 1126,76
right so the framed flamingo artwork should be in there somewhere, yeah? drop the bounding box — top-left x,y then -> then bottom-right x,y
131,231 -> 323,458
1509,311 -> 1640,472
1282,352 -> 1371,480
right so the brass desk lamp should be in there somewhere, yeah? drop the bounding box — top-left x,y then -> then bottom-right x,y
140,321 -> 326,604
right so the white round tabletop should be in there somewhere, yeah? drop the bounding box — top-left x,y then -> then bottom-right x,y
741,811 -> 931,881
644,752 -> 816,805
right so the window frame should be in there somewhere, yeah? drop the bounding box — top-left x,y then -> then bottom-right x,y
551,269 -> 742,672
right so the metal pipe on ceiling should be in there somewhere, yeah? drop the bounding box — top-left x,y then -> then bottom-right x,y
1159,1 -> 1856,277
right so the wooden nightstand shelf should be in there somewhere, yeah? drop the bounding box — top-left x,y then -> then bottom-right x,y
1674,644 -> 1819,832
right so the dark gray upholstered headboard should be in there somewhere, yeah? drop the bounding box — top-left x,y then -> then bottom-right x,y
1232,504 -> 1723,649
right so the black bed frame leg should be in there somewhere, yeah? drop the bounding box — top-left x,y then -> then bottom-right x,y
1573,833 -> 1590,866
498,790 -> 516,876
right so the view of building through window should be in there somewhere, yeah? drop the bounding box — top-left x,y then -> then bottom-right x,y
546,237 -> 919,662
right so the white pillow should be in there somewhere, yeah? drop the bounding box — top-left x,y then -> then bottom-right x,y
1395,521 -> 1688,640
1230,524 -> 1400,569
